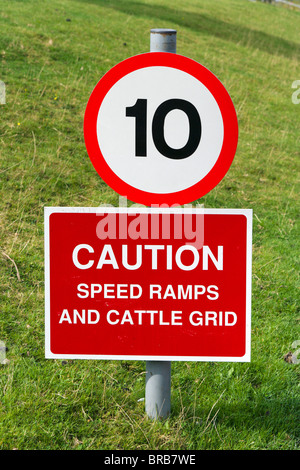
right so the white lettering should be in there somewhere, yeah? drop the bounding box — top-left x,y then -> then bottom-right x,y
144,245 -> 165,269
194,285 -> 205,298
74,309 -> 85,324
96,244 -> 119,269
189,311 -> 237,327
189,311 -> 202,326
120,310 -> 134,325
130,284 -> 142,299
202,246 -> 223,270
122,245 -> 142,270
58,309 -> 100,324
88,310 -> 100,324
77,283 -> 89,298
207,285 -> 219,300
175,245 -> 199,271
149,284 -> 162,299
172,311 -> 182,325
77,283 -> 142,299
72,244 -> 94,269
105,309 -> 182,326
149,284 -> 217,300
205,311 -> 217,326
225,311 -> 237,326
91,284 -> 102,298
72,244 -> 223,271
107,310 -> 119,325
178,285 -> 192,299
59,309 -> 72,324
103,284 -> 115,298
163,285 -> 176,299
166,245 -> 172,269
117,284 -> 130,298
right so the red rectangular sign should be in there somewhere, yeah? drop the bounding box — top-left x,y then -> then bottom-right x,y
45,207 -> 252,361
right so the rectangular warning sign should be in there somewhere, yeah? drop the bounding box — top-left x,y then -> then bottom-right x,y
44,207 -> 252,361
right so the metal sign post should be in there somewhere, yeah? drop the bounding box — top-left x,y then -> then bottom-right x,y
145,29 -> 177,420
150,28 -> 177,54
45,24 -> 250,425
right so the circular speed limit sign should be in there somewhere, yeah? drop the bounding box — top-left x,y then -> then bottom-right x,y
84,53 -> 238,205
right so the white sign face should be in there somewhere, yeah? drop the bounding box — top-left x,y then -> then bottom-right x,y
97,66 -> 224,194
84,53 -> 238,205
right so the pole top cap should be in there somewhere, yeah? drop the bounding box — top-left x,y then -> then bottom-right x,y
150,29 -> 177,35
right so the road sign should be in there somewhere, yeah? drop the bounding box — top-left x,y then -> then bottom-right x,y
84,53 -> 238,206
45,207 -> 252,362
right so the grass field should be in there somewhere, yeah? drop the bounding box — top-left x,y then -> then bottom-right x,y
0,0 -> 299,450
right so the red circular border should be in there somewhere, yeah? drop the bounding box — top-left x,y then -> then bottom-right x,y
84,53 -> 238,205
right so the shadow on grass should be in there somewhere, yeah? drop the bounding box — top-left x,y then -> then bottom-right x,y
172,393 -> 299,448
75,0 -> 299,59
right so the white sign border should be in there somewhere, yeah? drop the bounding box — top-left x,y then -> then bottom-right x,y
44,206 -> 252,362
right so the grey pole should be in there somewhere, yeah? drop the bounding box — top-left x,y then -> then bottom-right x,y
145,360 -> 171,419
145,29 -> 176,420
150,28 -> 177,54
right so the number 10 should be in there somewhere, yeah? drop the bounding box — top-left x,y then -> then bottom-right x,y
126,98 -> 201,160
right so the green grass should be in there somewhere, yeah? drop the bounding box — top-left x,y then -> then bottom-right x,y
0,0 -> 299,450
